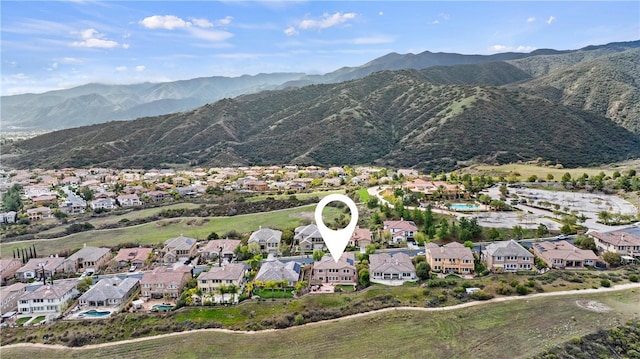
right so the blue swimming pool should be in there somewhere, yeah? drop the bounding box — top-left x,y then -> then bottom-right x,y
449,203 -> 481,211
78,309 -> 111,318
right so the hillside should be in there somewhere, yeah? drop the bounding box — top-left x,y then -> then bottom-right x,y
5,69 -> 640,171
2,40 -> 637,132
510,48 -> 640,133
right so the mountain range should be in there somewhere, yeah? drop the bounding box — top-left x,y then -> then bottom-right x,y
2,40 -> 639,172
2,40 -> 638,132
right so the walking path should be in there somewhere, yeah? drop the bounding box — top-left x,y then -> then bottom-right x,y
4,282 -> 639,351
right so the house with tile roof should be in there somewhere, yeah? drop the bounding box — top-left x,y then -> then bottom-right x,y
1,282 -> 28,315
112,247 -> 153,268
162,235 -> 198,264
198,263 -> 246,303
369,252 -> 417,284
64,246 -> 111,273
349,227 -> 372,249
425,242 -> 474,275
200,239 -> 241,262
254,258 -> 301,287
0,258 -> 22,285
311,253 -> 357,286
532,240 -> 599,269
18,282 -> 78,315
295,224 -> 325,252
140,265 -> 191,299
78,277 -> 139,309
383,220 -> 418,244
483,240 -> 534,272
248,227 -> 282,254
15,256 -> 66,281
588,227 -> 640,259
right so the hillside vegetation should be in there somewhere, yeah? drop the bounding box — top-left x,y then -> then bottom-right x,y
5,67 -> 640,172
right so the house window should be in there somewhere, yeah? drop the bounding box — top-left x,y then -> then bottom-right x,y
497,256 -> 503,261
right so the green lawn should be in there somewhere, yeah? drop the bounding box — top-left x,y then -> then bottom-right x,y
31,316 -> 46,324
253,288 -> 294,299
3,289 -> 639,359
357,188 -> 370,202
1,205 -> 343,257
15,317 -> 31,326
245,190 -> 344,202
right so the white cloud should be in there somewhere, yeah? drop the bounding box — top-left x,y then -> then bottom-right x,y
432,20 -> 440,25
284,26 -> 298,36
352,35 -> 394,45
135,65 -> 146,72
215,16 -> 233,26
140,15 -> 191,30
547,16 -> 555,25
298,12 -> 357,30
192,18 -> 213,28
379,11 -> 383,16
527,17 -> 536,23
487,45 -> 536,53
57,57 -> 83,64
115,66 -> 127,72
46,62 -> 59,71
188,27 -> 233,42
70,28 -> 121,48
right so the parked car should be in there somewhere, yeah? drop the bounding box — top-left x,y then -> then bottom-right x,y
555,234 -> 569,240
129,265 -> 137,272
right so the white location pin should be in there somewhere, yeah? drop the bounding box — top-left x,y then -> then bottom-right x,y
314,194 -> 359,263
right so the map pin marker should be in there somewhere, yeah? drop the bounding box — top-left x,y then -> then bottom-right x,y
314,194 -> 359,263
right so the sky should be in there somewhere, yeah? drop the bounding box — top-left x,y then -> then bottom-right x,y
1,1 -> 639,96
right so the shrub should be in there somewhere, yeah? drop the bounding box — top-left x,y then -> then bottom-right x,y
629,274 -> 639,283
496,284 -> 513,295
470,290 -> 494,301
601,279 -> 611,288
515,285 -> 530,295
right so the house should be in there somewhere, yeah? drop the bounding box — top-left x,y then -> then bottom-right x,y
90,198 -> 116,210
162,235 -> 198,264
532,240 -> 599,269
15,256 -> 66,281
349,227 -> 372,248
200,239 -> 241,262
425,242 -> 475,275
483,240 -> 534,272
117,194 -> 142,207
0,211 -> 17,224
248,227 -> 282,254
405,179 -> 465,199
369,253 -> 417,284
383,220 -> 418,243
244,180 -> 268,192
295,224 -> 325,252
17,282 -> 78,315
140,266 -> 191,299
1,258 -> 23,285
64,246 -> 111,273
198,263 -> 246,303
1,283 -> 28,315
147,190 -> 170,202
26,207 -> 53,221
112,247 -> 153,268
78,277 -> 140,309
254,258 -> 301,287
58,197 -> 86,215
589,227 -> 640,259
310,253 -> 357,286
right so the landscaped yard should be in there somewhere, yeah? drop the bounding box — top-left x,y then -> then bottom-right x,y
31,316 -> 46,325
357,188 -> 370,202
252,288 -> 294,299
15,317 -> 31,326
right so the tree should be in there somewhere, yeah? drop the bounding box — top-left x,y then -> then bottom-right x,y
416,262 -> 431,280
536,224 -> 549,238
598,211 -> 612,225
77,276 -> 93,293
414,232 -> 426,245
247,242 -> 261,255
207,232 -> 220,240
423,204 -> 435,238
602,252 -> 622,267
463,240 -> 474,249
264,280 -> 278,297
560,224 -> 573,235
574,235 -> 596,252
499,183 -> 508,198
294,281 -> 307,296
486,228 -> 500,240
437,218 -> 449,239
546,173 -> 554,181
367,196 -> 379,209
312,249 -> 324,262
2,184 -> 22,212
358,268 -> 370,287
512,225 -> 524,239
79,187 -> 94,201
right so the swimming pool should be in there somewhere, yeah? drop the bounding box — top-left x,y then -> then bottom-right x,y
78,309 -> 111,318
151,304 -> 173,312
449,203 -> 481,211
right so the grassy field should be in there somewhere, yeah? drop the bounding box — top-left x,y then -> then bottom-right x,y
357,188 -> 370,202
245,189 -> 344,202
1,205 -> 343,257
3,288 -> 638,359
35,203 -> 203,237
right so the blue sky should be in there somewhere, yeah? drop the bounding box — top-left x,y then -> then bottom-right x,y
2,1 -> 638,95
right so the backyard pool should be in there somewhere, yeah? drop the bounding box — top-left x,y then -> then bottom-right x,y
449,203 -> 482,211
77,309 -> 111,318
151,304 -> 173,312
